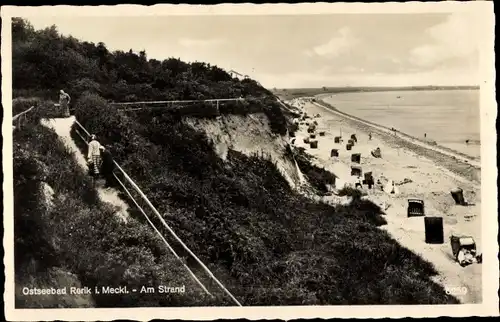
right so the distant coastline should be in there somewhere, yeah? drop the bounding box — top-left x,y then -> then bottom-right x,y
272,85 -> 479,100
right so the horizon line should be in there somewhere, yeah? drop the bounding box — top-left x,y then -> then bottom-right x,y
272,85 -> 480,90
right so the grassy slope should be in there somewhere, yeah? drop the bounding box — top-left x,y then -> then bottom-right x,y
71,93 -> 459,305
13,102 -> 215,308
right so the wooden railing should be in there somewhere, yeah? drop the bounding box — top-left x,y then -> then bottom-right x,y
110,97 -> 246,112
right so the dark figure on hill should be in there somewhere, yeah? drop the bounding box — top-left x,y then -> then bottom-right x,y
100,146 -> 116,188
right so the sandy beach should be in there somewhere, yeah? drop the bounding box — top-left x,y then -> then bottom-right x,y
288,97 -> 482,304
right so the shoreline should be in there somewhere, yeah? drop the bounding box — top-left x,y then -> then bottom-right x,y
313,95 -> 481,185
314,93 -> 480,165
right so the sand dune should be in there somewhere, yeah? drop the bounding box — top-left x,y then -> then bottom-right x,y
289,98 -> 482,304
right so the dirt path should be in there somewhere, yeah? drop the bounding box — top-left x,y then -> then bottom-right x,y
40,117 -> 130,223
290,99 -> 482,304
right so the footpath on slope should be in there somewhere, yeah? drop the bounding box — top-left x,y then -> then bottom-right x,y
290,98 -> 482,304
40,116 -> 129,223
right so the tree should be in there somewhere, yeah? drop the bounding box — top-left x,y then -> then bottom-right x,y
12,18 -> 35,42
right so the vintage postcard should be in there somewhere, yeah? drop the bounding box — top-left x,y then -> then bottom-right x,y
2,2 -> 498,321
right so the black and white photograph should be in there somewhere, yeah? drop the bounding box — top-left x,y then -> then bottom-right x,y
2,2 -> 497,320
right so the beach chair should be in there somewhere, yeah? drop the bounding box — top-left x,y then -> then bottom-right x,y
319,131 -> 326,136
351,166 -> 362,177
310,134 -> 316,139
350,134 -> 357,143
424,217 -> 444,244
304,138 -> 310,144
310,140 -> 318,149
346,144 -> 352,151
371,147 -> 382,158
407,199 -> 425,217
330,149 -> 339,157
450,235 -> 479,266
348,139 -> 355,146
334,136 -> 341,143
351,153 -> 361,164
450,235 -> 476,259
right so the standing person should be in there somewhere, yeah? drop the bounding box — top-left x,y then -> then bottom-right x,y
59,90 -> 71,117
99,146 -> 116,189
355,176 -> 363,189
87,134 -> 102,177
368,132 -> 372,140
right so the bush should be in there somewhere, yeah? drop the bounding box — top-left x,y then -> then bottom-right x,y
337,186 -> 365,199
293,147 -> 336,192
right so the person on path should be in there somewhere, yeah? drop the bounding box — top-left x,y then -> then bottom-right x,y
355,176 -> 363,189
87,135 -> 103,176
368,132 -> 372,140
59,90 -> 71,117
99,146 -> 116,188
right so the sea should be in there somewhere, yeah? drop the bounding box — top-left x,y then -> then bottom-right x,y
322,89 -> 481,158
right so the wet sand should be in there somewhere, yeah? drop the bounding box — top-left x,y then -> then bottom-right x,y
289,98 -> 482,304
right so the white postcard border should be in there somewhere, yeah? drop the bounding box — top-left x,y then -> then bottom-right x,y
2,2 -> 497,320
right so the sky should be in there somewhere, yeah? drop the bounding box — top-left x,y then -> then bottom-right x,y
23,13 -> 481,88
